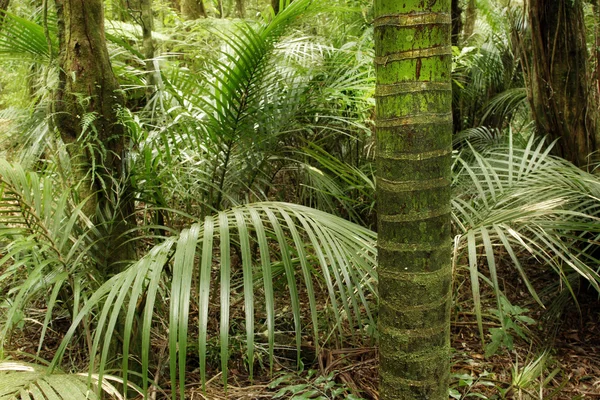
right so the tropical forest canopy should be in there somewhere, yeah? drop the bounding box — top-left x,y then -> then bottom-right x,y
0,0 -> 599,399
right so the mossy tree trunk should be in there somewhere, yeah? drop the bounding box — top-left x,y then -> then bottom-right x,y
181,0 -> 207,19
374,0 -> 453,399
526,0 -> 599,168
54,0 -> 134,270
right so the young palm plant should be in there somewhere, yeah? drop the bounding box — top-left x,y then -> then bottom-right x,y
0,1 -> 379,399
453,133 -> 600,339
297,131 -> 600,345
0,361 -> 139,399
138,2 -> 374,217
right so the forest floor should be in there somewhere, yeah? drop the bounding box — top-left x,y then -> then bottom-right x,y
5,263 -> 600,399
182,295 -> 600,400
184,263 -> 600,400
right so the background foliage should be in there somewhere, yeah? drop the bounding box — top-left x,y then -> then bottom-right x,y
0,0 -> 599,398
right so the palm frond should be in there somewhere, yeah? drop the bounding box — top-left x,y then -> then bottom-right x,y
481,87 -> 528,124
140,0 -> 376,214
290,142 -> 375,224
453,126 -> 503,150
0,361 -> 139,400
51,202 -> 377,398
0,160 -> 95,351
0,12 -> 55,61
453,135 -> 600,338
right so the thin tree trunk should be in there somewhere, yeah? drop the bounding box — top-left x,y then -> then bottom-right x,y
181,0 -> 207,19
236,0 -> 244,18
451,0 -> 462,45
463,0 -> 476,42
526,0 -> 598,167
54,0 -> 135,269
593,0 -> 600,98
374,0 -> 453,398
140,0 -> 157,101
112,0 -> 128,21
217,0 -> 224,18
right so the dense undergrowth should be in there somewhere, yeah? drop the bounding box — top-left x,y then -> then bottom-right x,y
0,0 -> 599,399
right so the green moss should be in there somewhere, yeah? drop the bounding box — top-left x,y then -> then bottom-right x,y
378,214 -> 450,245
375,55 -> 452,84
376,90 -> 452,119
375,0 -> 452,16
374,0 -> 452,398
375,25 -> 449,55
378,244 -> 451,273
379,295 -> 451,331
377,152 -> 452,182
377,122 -> 452,154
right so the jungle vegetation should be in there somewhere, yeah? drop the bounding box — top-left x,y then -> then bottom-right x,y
0,0 -> 599,398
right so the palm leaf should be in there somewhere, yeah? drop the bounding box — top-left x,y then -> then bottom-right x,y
0,161 -> 94,351
0,12 -> 55,61
50,202 -> 377,398
0,361 -> 139,400
453,135 -> 600,341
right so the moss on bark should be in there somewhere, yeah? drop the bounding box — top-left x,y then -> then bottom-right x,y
375,0 -> 453,399
527,0 -> 599,167
54,0 -> 134,270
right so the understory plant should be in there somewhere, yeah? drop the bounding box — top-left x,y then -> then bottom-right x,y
1,0 -> 600,399
0,1 -> 378,398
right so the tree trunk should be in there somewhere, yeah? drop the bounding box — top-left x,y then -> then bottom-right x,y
236,0 -> 244,18
451,0 -> 462,46
140,0 -> 157,100
374,0 -> 452,398
181,0 -> 207,19
593,0 -> 600,98
54,0 -> 134,269
463,0 -> 476,42
217,0 -> 224,18
526,0 -> 598,167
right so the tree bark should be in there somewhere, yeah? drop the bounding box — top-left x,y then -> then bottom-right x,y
463,0 -> 476,42
54,0 -> 134,269
112,0 -> 128,21
374,0 -> 452,399
593,0 -> 600,98
216,0 -> 224,18
140,0 -> 157,100
181,0 -> 207,19
526,0 -> 598,167
451,0 -> 461,46
236,0 -> 244,18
